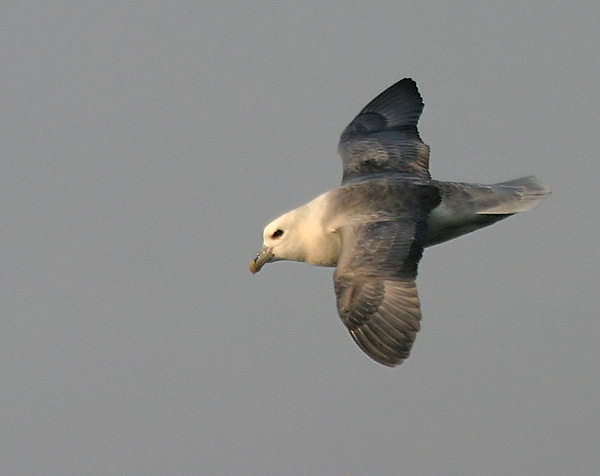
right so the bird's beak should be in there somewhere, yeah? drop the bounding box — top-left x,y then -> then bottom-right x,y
249,245 -> 274,274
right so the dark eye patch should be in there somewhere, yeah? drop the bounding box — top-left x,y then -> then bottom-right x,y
272,229 -> 284,238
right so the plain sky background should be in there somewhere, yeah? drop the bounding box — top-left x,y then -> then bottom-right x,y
2,2 -> 599,475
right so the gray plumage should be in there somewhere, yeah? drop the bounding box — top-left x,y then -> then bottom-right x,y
251,78 -> 550,367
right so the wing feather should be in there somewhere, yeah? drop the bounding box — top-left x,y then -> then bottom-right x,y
334,219 -> 430,366
338,78 -> 430,184
342,278 -> 421,366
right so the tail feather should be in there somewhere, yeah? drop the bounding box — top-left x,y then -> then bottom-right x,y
425,176 -> 550,247
477,176 -> 551,214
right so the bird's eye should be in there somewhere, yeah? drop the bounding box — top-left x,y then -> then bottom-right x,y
271,229 -> 284,239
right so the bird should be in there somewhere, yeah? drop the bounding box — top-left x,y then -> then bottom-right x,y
249,78 -> 550,367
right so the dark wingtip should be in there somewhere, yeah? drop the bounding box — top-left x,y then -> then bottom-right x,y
359,78 -> 424,128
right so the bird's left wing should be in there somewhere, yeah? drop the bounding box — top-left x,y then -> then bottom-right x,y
333,185 -> 438,366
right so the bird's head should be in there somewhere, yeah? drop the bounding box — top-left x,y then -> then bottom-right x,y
249,208 -> 308,274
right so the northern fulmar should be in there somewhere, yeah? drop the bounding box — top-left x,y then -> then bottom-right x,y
250,78 -> 549,367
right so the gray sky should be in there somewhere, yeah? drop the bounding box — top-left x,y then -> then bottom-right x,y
2,2 -> 599,475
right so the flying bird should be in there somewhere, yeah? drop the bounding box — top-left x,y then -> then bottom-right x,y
250,78 -> 549,367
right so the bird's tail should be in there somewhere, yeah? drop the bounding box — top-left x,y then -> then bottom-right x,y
476,176 -> 551,214
425,176 -> 550,247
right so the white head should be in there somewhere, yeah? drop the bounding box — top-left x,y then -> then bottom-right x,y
249,207 -> 309,274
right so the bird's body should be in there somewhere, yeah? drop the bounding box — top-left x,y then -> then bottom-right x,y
250,78 -> 549,367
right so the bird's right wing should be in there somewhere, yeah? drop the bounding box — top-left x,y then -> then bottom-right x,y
338,78 -> 431,184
